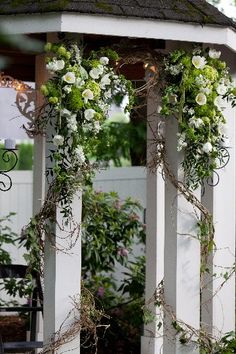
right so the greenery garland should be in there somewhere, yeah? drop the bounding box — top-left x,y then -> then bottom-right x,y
40,42 -> 134,219
161,47 -> 236,189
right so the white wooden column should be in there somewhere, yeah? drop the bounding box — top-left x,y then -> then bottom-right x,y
201,49 -> 236,337
42,33 -> 82,353
141,90 -> 165,354
43,127 -> 82,353
163,117 -> 201,354
34,54 -> 47,346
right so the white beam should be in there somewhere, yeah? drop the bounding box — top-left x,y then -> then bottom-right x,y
0,13 -> 236,52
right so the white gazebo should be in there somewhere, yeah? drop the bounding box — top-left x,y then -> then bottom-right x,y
0,1 -> 236,353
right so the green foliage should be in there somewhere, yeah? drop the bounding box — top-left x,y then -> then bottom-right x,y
82,187 -> 145,275
91,119 -> 146,166
81,187 -> 146,352
0,143 -> 33,171
0,213 -> 17,264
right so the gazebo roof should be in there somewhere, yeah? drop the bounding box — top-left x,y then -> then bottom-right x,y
0,0 -> 235,30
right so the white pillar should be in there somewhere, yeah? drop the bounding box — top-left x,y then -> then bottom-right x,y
163,117 -> 201,354
141,89 -> 165,354
43,130 -> 82,353
201,54 -> 236,337
34,54 -> 46,346
42,33 -> 82,353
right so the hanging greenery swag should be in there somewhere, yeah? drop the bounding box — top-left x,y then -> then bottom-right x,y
19,42 -> 236,352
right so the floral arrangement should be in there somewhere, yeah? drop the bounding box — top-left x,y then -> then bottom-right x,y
40,42 -> 134,218
161,47 -> 236,189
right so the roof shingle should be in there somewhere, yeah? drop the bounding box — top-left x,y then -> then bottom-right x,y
0,0 -> 235,30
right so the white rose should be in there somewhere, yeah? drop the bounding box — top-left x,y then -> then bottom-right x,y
100,74 -> 111,89
192,56 -> 206,69
202,142 -> 213,154
216,84 -> 228,96
84,108 -> 96,121
53,135 -> 64,147
196,93 -> 207,105
100,57 -> 109,65
82,89 -> 94,103
62,72 -> 76,84
209,48 -> 221,59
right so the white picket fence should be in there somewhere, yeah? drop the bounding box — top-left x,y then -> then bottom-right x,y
0,166 -> 146,265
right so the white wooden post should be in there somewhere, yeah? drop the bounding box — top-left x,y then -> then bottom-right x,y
163,117 -> 201,354
43,126 -> 82,353
141,89 -> 165,354
42,33 -> 82,353
34,53 -> 47,346
201,48 -> 236,337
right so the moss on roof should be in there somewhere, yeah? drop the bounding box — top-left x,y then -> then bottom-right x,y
0,0 -> 235,30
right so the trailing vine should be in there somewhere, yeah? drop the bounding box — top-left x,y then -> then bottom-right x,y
17,42 -> 236,352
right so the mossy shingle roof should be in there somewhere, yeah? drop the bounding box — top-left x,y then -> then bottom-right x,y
0,0 -> 235,30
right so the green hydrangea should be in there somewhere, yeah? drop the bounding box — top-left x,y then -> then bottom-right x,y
203,65 -> 218,82
67,87 -> 84,111
86,81 -> 101,100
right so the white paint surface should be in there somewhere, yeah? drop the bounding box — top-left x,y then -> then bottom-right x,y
0,13 -> 236,52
